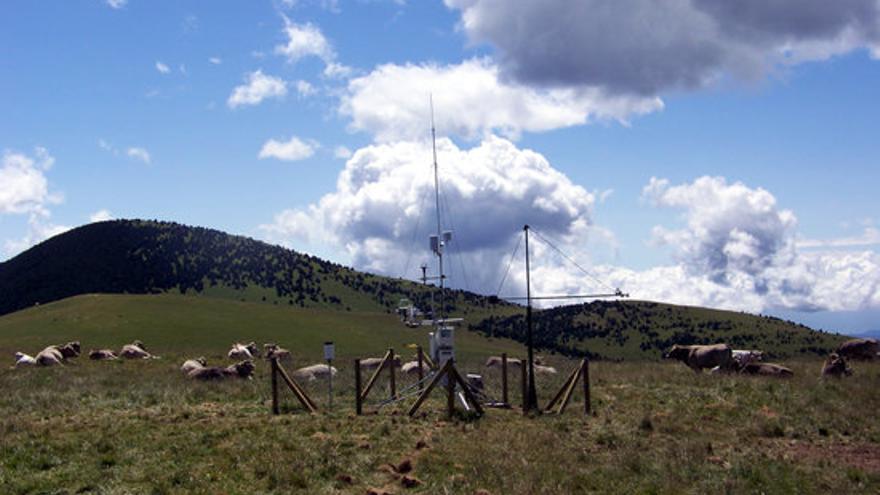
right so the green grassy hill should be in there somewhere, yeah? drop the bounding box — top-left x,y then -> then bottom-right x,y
0,293 -> 521,364
472,300 -> 847,360
0,219 -> 849,360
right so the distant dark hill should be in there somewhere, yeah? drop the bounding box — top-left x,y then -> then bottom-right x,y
470,300 -> 848,360
0,219 -> 492,318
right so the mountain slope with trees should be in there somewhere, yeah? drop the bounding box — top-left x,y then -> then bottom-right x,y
0,220 -> 492,318
471,300 -> 847,360
0,219 -> 847,359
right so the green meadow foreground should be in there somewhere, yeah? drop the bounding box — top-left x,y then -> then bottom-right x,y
1,295 -> 879,494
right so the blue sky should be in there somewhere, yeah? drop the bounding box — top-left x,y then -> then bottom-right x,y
2,0 -> 879,333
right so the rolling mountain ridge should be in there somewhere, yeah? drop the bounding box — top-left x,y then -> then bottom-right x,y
0,219 -> 848,359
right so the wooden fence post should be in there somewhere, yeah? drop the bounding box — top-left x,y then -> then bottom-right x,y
271,357 -> 279,415
583,359 -> 591,415
521,361 -> 527,415
354,359 -> 362,416
388,348 -> 397,400
501,353 -> 509,405
417,346 -> 424,386
446,366 -> 455,419
360,349 -> 391,401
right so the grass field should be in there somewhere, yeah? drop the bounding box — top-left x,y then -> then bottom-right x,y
2,295 -> 879,494
0,293 -> 522,364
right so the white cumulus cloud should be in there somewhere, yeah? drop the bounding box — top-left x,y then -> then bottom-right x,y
106,0 -> 126,9
258,136 -> 317,161
0,148 -> 69,259
126,147 -> 151,164
294,80 -> 316,97
275,15 -> 352,79
260,135 -> 602,290
643,176 -> 797,281
0,148 -> 59,216
340,58 -> 662,142
155,61 -> 170,74
89,209 -> 115,222
275,16 -> 335,64
227,70 -> 288,108
632,176 -> 880,312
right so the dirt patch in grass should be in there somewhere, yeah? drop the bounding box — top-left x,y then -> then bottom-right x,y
790,442 -> 880,473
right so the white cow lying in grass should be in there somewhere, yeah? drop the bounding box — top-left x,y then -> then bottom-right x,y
14,352 -> 37,367
401,361 -> 424,375
732,350 -> 764,367
534,364 -> 557,375
120,340 -> 159,359
228,342 -> 259,360
181,357 -> 207,374
484,356 -> 546,368
485,356 -> 522,368
710,349 -> 765,374
292,363 -> 337,382
359,356 -> 401,370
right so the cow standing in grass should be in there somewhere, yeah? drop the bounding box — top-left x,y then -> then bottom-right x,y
664,344 -> 733,373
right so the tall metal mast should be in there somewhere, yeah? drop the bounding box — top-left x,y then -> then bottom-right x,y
524,224 -> 538,412
430,95 -> 445,322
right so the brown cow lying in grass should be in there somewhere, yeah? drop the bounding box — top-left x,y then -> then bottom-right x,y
180,357 -> 207,374
89,349 -> 118,360
740,362 -> 793,377
34,341 -> 81,366
836,338 -> 879,360
821,353 -> 853,378
664,344 -> 733,372
188,360 -> 255,381
120,340 -> 158,359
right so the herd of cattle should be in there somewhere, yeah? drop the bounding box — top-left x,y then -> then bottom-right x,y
662,337 -> 880,377
10,337 -> 880,383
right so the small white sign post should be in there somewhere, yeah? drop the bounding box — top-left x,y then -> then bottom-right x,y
323,341 -> 335,409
